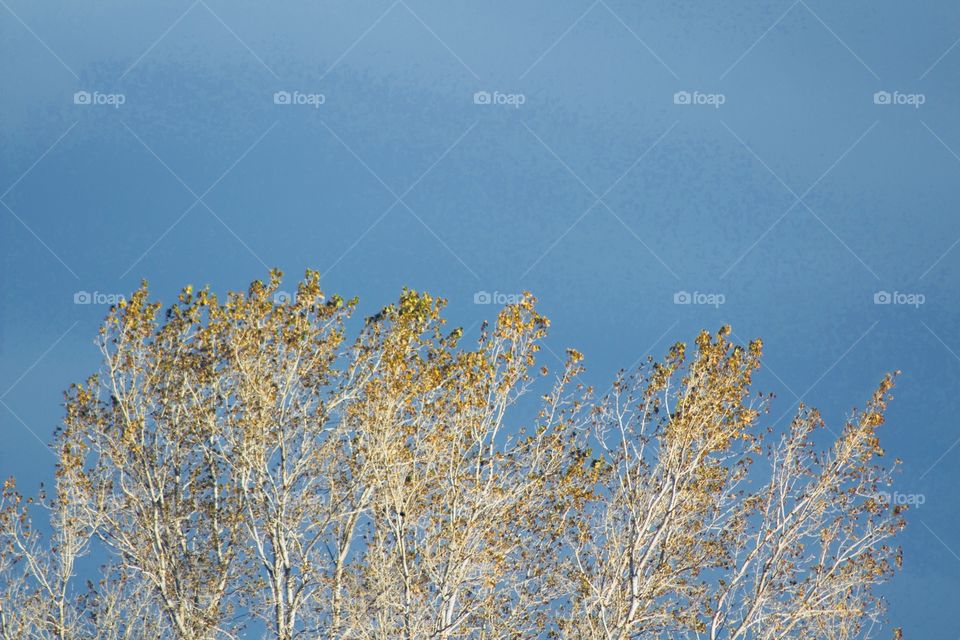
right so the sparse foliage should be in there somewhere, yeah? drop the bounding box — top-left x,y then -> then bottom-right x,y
0,271 -> 905,639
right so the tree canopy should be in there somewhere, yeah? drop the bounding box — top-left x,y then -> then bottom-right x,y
0,270 -> 905,639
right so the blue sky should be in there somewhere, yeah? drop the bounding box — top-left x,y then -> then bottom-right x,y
1,1 -> 959,635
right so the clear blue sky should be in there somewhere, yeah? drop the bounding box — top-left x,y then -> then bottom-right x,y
2,1 -> 958,635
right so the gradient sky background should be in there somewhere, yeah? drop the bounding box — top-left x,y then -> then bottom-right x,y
2,1 -> 959,635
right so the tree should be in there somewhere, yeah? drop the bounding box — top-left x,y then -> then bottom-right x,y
0,270 -> 905,639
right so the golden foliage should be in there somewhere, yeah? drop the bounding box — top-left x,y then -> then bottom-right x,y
0,272 -> 905,640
